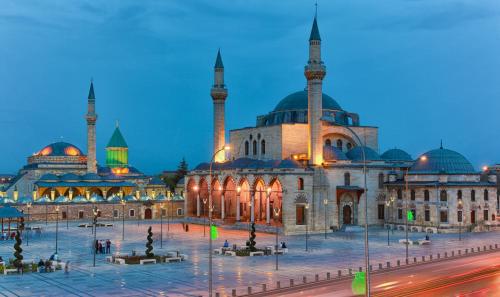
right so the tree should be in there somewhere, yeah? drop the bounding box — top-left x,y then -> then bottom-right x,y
13,231 -> 23,269
174,157 -> 188,183
145,226 -> 154,258
249,223 -> 257,252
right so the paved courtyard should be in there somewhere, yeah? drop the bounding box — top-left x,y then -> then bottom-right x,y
0,219 -> 498,297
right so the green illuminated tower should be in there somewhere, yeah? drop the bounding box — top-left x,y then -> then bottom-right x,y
106,124 -> 128,169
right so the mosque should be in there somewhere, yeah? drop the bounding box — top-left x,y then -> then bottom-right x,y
0,83 -> 182,222
186,16 -> 499,234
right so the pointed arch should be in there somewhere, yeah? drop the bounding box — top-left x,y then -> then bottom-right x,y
268,177 -> 283,224
186,178 -> 198,216
223,176 -> 237,219
211,179 -> 222,219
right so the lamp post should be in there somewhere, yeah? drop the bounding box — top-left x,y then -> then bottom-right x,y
26,202 -> 31,246
160,205 -> 164,248
167,194 -> 172,236
305,203 -> 309,252
203,198 -> 207,237
273,207 -> 280,271
121,200 -> 126,241
55,206 -> 60,254
404,168 -> 410,264
68,189 -> 72,229
323,198 -> 328,239
208,145 -> 230,297
92,206 -> 98,267
385,196 -> 395,246
458,199 -> 463,241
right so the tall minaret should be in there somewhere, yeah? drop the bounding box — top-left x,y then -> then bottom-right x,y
304,15 -> 326,166
211,50 -> 228,162
86,80 -> 98,173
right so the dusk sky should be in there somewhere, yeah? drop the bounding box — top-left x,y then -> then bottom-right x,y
1,0 -> 499,174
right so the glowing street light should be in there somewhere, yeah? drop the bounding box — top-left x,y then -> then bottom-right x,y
323,198 -> 328,239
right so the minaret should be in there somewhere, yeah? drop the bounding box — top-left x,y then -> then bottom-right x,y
304,15 -> 326,166
86,80 -> 98,173
211,50 -> 228,162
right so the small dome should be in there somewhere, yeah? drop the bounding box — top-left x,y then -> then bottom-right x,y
154,194 -> 167,201
18,196 -> 33,204
72,195 -> 88,203
148,176 -> 165,186
39,173 -> 60,182
274,91 -> 342,112
60,173 -> 81,182
35,142 -> 83,157
81,173 -> 102,181
381,148 -> 412,161
35,196 -> 52,203
124,195 -> 137,202
55,196 -> 69,203
89,194 -> 104,202
324,146 -> 348,161
410,148 -> 475,174
346,146 -> 381,161
107,195 -> 121,203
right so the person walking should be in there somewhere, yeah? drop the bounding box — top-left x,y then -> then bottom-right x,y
105,240 -> 111,254
95,239 -> 99,254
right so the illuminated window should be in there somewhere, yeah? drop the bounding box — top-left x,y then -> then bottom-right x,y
39,147 -> 52,156
65,146 -> 80,156
325,139 -> 331,146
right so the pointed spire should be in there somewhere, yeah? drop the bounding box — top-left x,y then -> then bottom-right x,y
309,16 -> 321,41
107,126 -> 128,148
440,139 -> 443,149
88,80 -> 95,100
215,49 -> 224,69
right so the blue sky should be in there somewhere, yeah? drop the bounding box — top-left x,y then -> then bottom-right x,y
1,0 -> 499,174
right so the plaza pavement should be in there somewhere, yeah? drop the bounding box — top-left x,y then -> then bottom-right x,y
0,219 -> 498,297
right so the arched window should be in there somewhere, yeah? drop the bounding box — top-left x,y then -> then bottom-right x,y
471,190 -> 476,201
344,172 -> 350,186
336,139 -> 343,149
457,190 -> 462,200
261,140 -> 266,155
325,139 -> 331,146
484,189 -> 489,201
298,178 -> 304,190
424,190 -> 429,201
440,190 -> 447,202
410,189 -> 416,201
397,189 -> 402,200
244,141 -> 249,156
347,143 -> 352,150
378,173 -> 384,189
252,140 -> 257,155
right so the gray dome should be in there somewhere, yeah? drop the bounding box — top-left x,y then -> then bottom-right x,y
39,173 -> 60,182
346,146 -> 381,161
273,91 -> 342,112
381,148 -> 412,161
324,146 -> 348,161
410,148 -> 475,174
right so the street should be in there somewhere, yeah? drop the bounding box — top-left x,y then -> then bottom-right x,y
276,250 -> 500,297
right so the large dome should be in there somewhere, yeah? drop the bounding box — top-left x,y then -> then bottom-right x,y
35,142 -> 84,157
273,90 -> 342,112
410,148 -> 475,174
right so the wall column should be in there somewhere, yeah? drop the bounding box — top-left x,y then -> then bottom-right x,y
221,194 -> 225,220
266,193 -> 271,225
250,192 -> 255,223
236,194 -> 240,221
196,193 -> 200,217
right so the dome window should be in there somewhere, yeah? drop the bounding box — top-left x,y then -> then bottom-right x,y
325,139 -> 331,147
244,141 -> 249,156
336,139 -> 343,149
252,140 -> 257,155
261,140 -> 266,155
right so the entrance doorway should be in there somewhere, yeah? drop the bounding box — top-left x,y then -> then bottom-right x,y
144,208 -> 152,220
343,205 -> 352,224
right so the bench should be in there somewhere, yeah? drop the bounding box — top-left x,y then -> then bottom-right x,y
225,251 -> 236,256
114,258 -> 126,265
273,249 -> 284,255
213,248 -> 223,255
399,239 -> 413,245
250,251 -> 264,256
180,254 -> 188,261
4,268 -> 18,275
139,259 -> 156,265
165,257 -> 181,263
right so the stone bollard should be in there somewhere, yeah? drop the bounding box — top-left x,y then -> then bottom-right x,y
379,263 -> 383,270
422,256 -> 425,262
315,274 -> 319,282
327,272 -> 331,280
262,284 -> 266,292
248,287 -> 252,295
349,268 -> 352,275
438,253 -> 441,259
303,276 -> 307,284
338,270 -> 342,277
277,281 -> 280,289
397,260 -> 400,267
458,250 -> 461,255
444,252 -> 447,258
369,265 -> 373,271
232,289 -> 237,297
290,279 -> 294,287
387,261 -> 391,268
413,257 -> 417,263
451,251 -> 454,257
496,244 -> 498,249
430,255 -> 433,260
465,249 -> 468,254
358,267 -> 362,272
483,246 -> 486,251
477,247 -> 480,252
216,293 -> 220,297
490,245 -> 493,250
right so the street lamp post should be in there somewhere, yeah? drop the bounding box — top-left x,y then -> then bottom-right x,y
121,200 -> 126,241
305,203 -> 309,252
55,206 -> 60,254
160,205 -> 164,248
385,196 -> 395,246
26,202 -> 31,246
323,199 -> 328,239
92,206 -> 98,267
273,207 -> 280,271
405,168 -> 410,264
208,145 -> 230,297
203,198 -> 207,237
458,199 -> 463,241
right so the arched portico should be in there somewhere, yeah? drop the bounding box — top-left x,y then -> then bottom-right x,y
223,177 -> 237,221
239,179 -> 251,222
268,177 -> 283,225
211,179 -> 222,219
186,178 -> 198,216
253,178 -> 266,223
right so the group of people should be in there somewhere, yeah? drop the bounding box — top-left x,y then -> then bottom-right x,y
1,232 -> 16,240
94,239 -> 112,254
